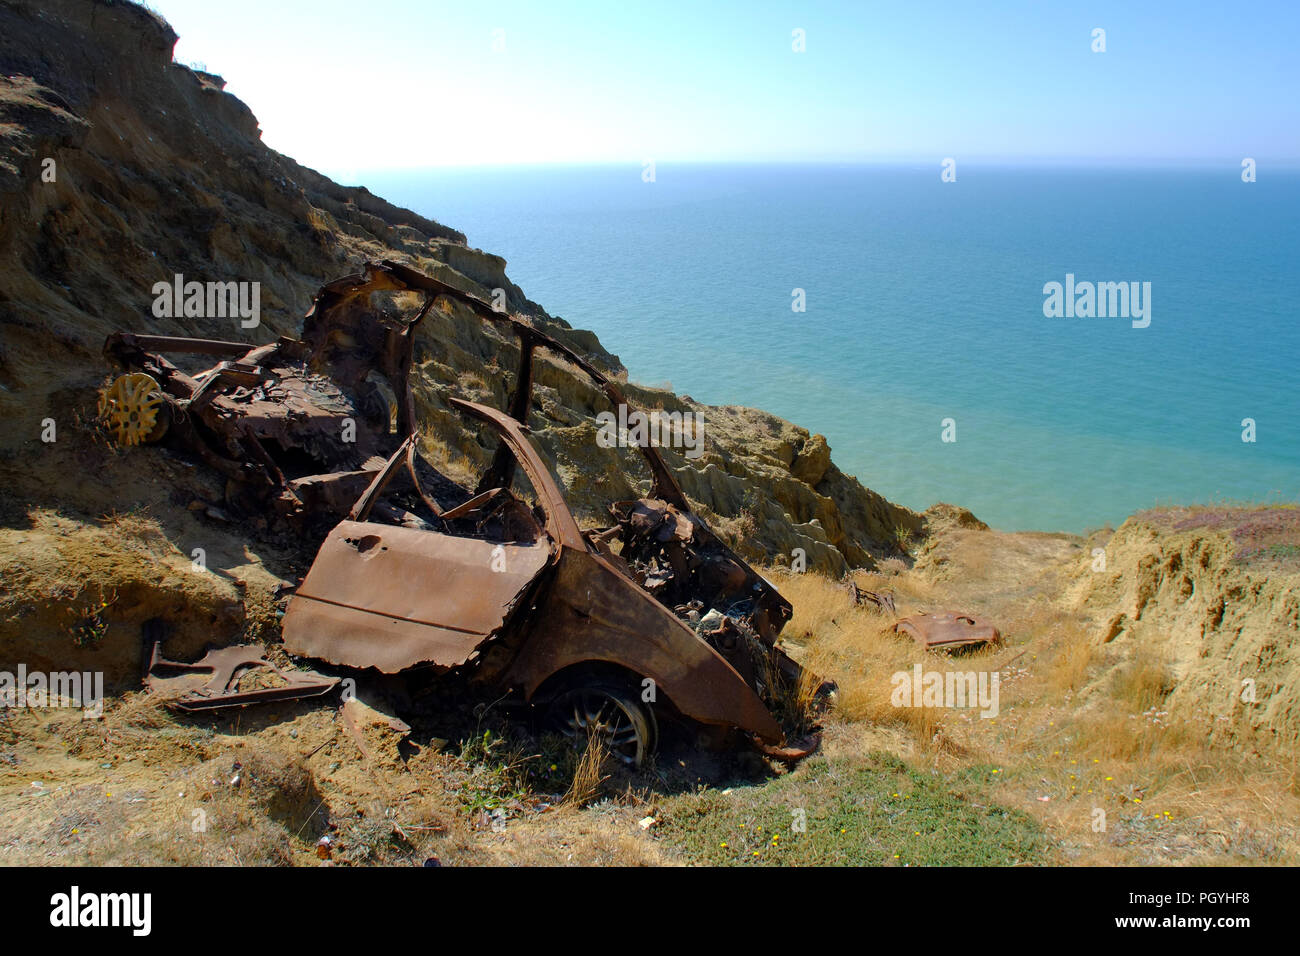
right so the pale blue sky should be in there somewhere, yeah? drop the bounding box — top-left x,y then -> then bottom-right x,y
147,0 -> 1300,173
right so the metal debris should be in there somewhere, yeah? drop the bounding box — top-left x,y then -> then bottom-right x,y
894,611 -> 1001,651
144,640 -> 339,711
107,260 -> 832,765
847,581 -> 896,614
100,265 -> 442,530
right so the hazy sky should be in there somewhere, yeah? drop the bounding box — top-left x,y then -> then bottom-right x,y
147,0 -> 1300,174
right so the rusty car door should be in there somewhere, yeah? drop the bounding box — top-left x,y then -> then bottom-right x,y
282,440 -> 551,674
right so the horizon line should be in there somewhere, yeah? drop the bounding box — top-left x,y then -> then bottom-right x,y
319,156 -> 1300,177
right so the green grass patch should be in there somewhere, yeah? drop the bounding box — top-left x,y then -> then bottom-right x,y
656,752 -> 1047,866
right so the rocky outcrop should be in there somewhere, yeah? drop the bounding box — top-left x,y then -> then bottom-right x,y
0,0 -> 920,578
1069,508 -> 1300,750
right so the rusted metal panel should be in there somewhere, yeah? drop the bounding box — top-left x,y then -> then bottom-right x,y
145,642 -> 338,711
288,468 -> 384,516
503,548 -> 785,743
895,611 -> 1001,650
282,521 -> 550,673
103,333 -> 256,358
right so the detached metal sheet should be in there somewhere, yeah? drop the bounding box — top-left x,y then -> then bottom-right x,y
894,611 -> 1001,650
282,520 -> 550,673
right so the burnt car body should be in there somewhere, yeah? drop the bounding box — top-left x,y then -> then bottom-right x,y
101,261 -> 827,763
100,265 -> 438,526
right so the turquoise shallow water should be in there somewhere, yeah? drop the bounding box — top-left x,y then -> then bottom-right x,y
354,163 -> 1299,532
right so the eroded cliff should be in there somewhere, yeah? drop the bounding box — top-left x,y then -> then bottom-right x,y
0,0 -> 919,581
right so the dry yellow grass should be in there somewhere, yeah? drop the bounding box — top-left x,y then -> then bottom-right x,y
4,501 -> 1294,866
775,569 -> 995,751
762,521 -> 1300,864
417,425 -> 480,488
564,729 -> 610,808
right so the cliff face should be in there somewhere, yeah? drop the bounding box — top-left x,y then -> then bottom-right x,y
1069,508 -> 1300,749
0,0 -> 919,585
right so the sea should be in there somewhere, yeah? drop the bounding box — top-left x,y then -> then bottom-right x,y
349,163 -> 1299,533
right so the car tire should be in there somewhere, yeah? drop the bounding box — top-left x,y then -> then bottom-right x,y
546,679 -> 658,768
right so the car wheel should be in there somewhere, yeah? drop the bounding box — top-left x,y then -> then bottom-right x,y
547,680 -> 658,767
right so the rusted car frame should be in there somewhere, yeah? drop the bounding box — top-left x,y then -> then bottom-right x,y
103,260 -> 827,763
100,266 -> 441,526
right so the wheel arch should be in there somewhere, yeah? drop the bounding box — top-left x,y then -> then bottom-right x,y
529,659 -> 681,717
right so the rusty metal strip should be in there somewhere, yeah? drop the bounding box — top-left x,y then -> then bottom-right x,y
447,397 -> 586,550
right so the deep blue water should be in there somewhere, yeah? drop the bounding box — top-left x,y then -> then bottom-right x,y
352,163 -> 1299,532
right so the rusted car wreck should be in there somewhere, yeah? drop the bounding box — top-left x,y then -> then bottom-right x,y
101,261 -> 828,764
